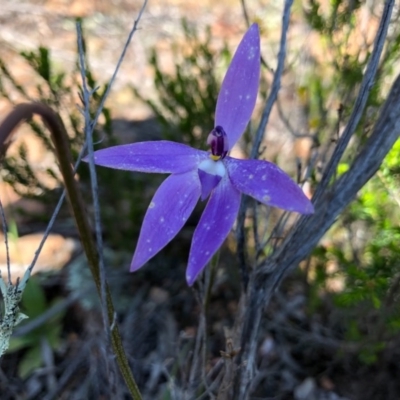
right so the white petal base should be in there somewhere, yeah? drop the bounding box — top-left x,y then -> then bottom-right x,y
198,159 -> 226,177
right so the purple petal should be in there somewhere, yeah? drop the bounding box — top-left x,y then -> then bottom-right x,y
215,23 -> 260,149
186,176 -> 241,285
131,169 -> 201,271
226,157 -> 314,214
88,141 -> 207,174
198,169 -> 222,200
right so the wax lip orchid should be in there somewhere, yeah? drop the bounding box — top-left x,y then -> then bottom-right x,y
87,24 -> 314,286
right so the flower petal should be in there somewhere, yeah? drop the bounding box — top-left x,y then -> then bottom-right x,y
88,141 -> 207,174
131,169 -> 201,271
226,157 -> 314,214
197,159 -> 226,200
215,23 -> 260,149
186,176 -> 241,285
198,170 -> 221,201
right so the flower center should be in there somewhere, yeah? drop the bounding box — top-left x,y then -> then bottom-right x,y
207,126 -> 229,161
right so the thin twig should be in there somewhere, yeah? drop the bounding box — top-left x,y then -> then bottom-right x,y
28,192 -> 67,274
41,348 -> 88,400
236,0 -> 294,291
77,1 -> 147,393
76,23 -> 114,384
237,71 -> 400,399
188,282 -> 206,396
75,0 -> 148,377
275,96 -> 315,139
232,2 -> 395,398
0,1 -> 147,397
0,103 -> 142,398
0,198 -> 11,284
239,0 -> 272,72
240,0 -> 251,28
251,0 -> 293,159
313,0 -> 395,202
90,0 -> 148,132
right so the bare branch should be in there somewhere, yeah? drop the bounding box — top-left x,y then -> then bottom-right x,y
76,23 -> 114,383
0,198 -> 11,283
251,0 -> 293,158
236,72 -> 400,399
314,0 -> 395,201
236,0 -> 294,291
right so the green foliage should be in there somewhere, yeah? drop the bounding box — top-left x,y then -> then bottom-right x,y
300,0 -> 392,161
301,1 -> 400,368
304,0 -> 362,35
7,277 -> 64,378
20,46 -> 67,98
309,139 -> 400,364
132,19 -> 227,149
0,44 -> 78,199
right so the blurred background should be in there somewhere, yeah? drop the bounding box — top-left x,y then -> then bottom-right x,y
1,0 -> 400,399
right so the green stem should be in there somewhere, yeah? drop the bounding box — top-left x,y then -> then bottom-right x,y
0,103 -> 142,399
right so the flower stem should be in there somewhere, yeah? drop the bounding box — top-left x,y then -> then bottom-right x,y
204,250 -> 220,312
0,103 -> 142,399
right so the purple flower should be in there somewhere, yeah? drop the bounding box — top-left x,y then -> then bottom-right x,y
89,24 -> 314,285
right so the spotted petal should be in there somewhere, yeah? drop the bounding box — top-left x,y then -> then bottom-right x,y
186,175 -> 241,285
89,141 -> 207,174
131,169 -> 201,271
226,157 -> 314,214
215,23 -> 260,149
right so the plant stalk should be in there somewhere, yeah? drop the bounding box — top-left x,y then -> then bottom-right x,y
0,102 -> 142,399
